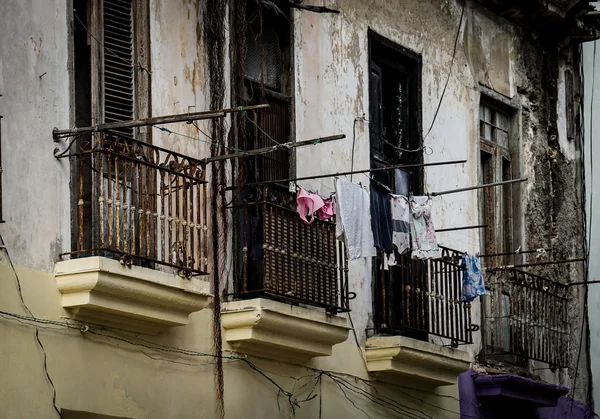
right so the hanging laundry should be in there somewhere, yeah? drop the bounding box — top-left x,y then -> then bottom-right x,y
318,197 -> 335,221
335,178 -> 376,260
297,187 -> 325,224
410,196 -> 441,259
394,169 -> 410,196
388,194 -> 410,265
461,254 -> 486,302
370,182 -> 394,254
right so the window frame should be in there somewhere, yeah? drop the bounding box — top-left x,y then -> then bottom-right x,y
368,31 -> 426,340
87,0 -> 151,137
70,0 -> 151,257
478,97 -> 520,264
478,93 -> 525,366
367,29 -> 423,194
240,0 -> 295,183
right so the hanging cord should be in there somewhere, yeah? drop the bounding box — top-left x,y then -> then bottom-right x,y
240,108 -> 284,147
368,126 -> 434,155
0,233 -> 63,418
154,125 -> 242,153
571,39 -> 595,412
424,1 -> 466,140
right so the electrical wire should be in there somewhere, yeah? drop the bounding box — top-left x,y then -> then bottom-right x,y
0,306 -> 470,419
424,1 -> 466,140
0,234 -> 63,418
571,38 -> 596,415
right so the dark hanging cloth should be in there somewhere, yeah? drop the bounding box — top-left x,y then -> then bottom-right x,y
370,181 -> 394,254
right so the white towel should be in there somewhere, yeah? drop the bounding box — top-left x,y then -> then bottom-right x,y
410,196 -> 441,259
388,194 -> 410,266
335,178 -> 376,260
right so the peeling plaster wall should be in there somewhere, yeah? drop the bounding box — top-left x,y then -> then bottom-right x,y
0,0 -> 591,415
583,38 -> 600,410
0,0 -> 71,271
291,0 -> 586,398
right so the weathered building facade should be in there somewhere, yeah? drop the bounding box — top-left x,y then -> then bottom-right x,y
0,0 -> 596,418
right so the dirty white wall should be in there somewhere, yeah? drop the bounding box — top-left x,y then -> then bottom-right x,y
583,37 -> 600,409
292,0 -> 527,354
0,0 -> 589,416
0,0 -> 71,271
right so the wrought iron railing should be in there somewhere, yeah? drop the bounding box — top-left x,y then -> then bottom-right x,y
233,185 -> 350,313
373,247 -> 474,346
56,132 -> 209,276
481,268 -> 569,368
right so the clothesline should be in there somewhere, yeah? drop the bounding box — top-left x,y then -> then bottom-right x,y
227,159 -> 467,189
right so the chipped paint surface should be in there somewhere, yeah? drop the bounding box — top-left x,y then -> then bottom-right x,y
0,0 -> 590,414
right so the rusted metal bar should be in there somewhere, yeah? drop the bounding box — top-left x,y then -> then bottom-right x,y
78,158 -> 84,251
568,279 -> 600,286
65,132 -> 209,276
431,178 -> 527,197
61,248 -> 208,275
233,185 -> 349,312
232,159 -> 467,189
202,134 -> 346,164
52,104 -> 270,139
481,268 -> 568,367
485,258 -> 586,269
478,248 -> 549,258
437,224 -> 486,232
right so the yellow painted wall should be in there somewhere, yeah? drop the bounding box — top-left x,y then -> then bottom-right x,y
0,261 -> 461,418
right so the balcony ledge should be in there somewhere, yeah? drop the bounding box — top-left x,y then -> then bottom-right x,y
221,298 -> 350,364
366,336 -> 472,387
55,257 -> 211,334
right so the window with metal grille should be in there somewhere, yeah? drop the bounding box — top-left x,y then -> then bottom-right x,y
368,32 -> 427,340
72,0 -> 150,258
242,1 -> 292,183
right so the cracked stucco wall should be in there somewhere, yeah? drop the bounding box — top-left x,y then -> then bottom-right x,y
0,0 -> 590,412
292,0 -> 587,400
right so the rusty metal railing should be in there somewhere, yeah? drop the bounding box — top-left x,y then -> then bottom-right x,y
373,246 -> 474,346
481,268 -> 569,368
56,133 -> 209,276
233,185 -> 350,314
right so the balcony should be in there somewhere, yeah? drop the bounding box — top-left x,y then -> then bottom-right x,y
54,133 -> 211,333
366,247 -> 473,386
231,185 -> 350,313
480,268 -> 569,368
222,185 -> 350,363
372,247 -> 475,346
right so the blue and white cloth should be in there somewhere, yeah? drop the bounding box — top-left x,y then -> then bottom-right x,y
461,254 -> 486,302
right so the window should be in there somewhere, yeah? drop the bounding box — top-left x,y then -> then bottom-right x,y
478,101 -> 518,264
479,99 -> 524,365
73,0 -> 150,136
368,32 -> 426,339
72,0 -> 150,257
241,1 -> 293,182
368,31 -> 423,192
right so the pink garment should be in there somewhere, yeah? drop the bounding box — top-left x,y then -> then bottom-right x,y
317,198 -> 335,221
297,187 -> 325,224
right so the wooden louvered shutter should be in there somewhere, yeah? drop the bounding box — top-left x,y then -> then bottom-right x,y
103,0 -> 135,138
